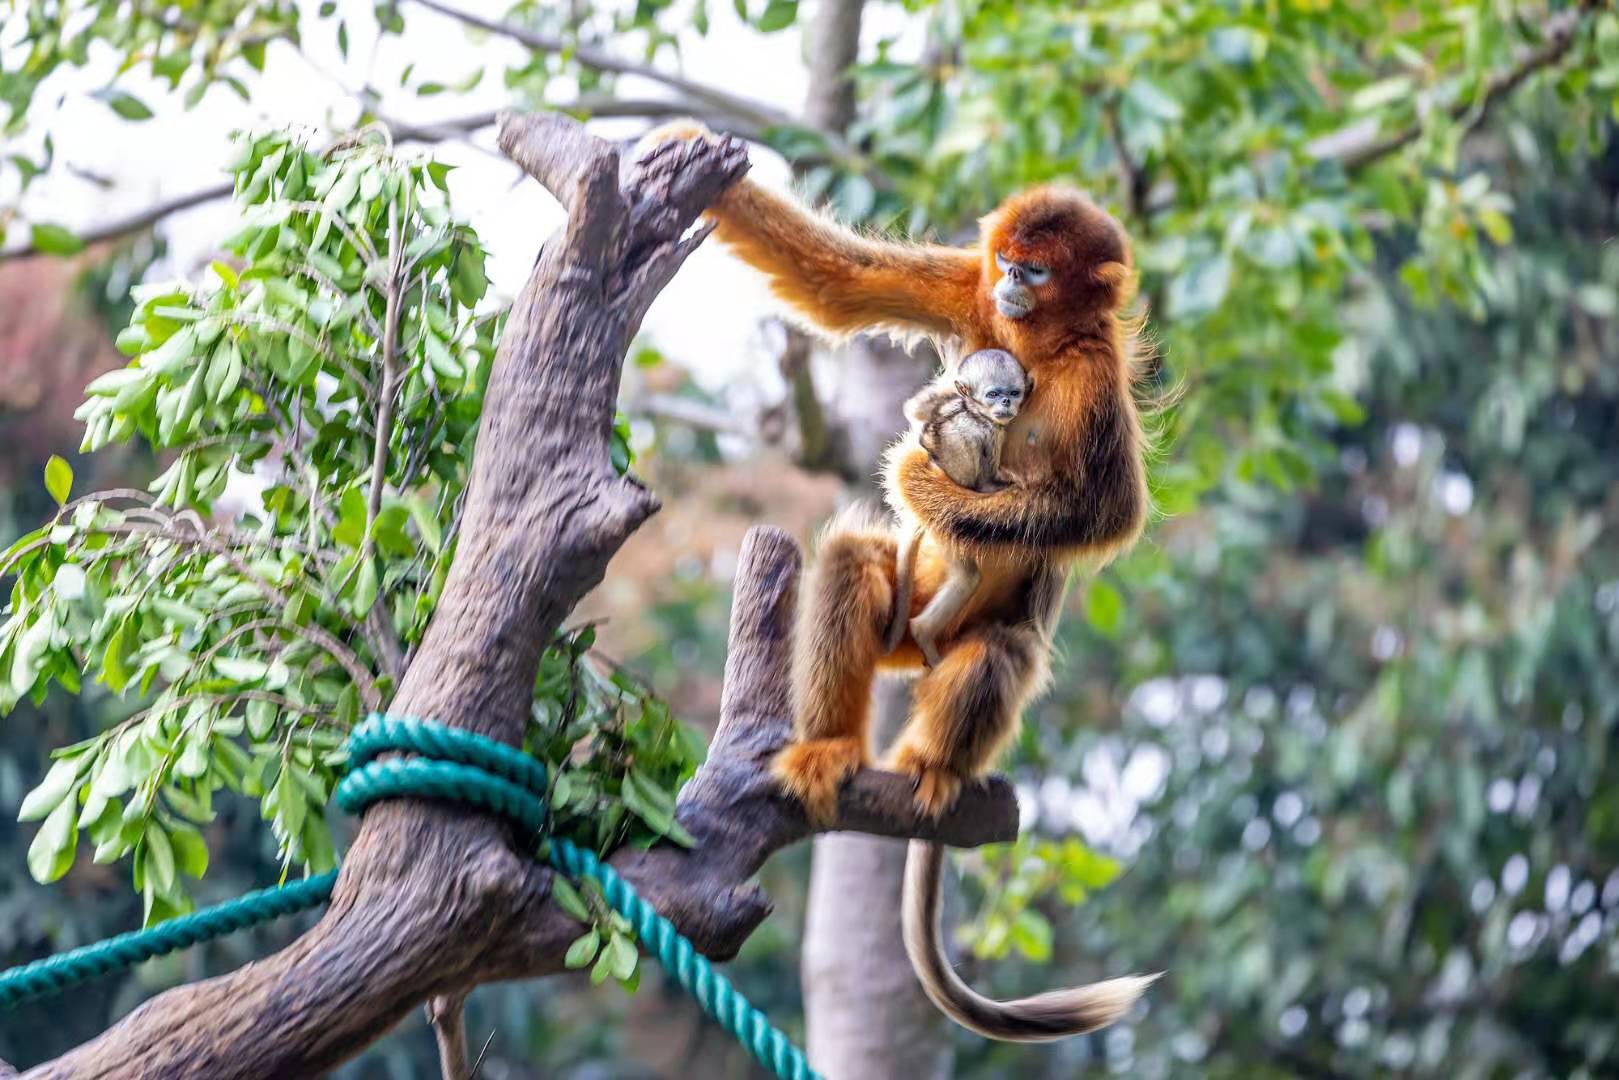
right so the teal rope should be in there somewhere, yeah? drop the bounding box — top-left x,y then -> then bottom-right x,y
549,837 -> 815,1080
0,713 -> 818,1080
0,872 -> 336,1009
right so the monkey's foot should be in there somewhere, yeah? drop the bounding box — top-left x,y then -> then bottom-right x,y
885,745 -> 964,819
772,737 -> 867,824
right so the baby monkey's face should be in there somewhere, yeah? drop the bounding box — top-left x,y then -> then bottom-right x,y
974,381 -> 1026,424
954,348 -> 1031,426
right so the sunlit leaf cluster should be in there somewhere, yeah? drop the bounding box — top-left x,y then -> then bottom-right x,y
0,127 -> 702,927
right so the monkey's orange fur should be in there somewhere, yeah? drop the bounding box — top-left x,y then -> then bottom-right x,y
663,130 -> 1149,820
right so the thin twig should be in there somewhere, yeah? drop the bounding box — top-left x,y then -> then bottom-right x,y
469,1029 -> 495,1077
413,0 -> 797,135
1311,2 -> 1596,172
367,200 -> 404,542
0,182 -> 233,261
628,392 -> 751,436
84,519 -> 383,707
361,196 -> 409,683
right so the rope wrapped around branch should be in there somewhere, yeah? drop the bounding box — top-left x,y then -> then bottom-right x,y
0,713 -> 819,1080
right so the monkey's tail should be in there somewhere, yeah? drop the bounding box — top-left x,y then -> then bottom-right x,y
901,839 -> 1161,1042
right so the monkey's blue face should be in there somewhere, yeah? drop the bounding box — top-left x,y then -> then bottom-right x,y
993,252 -> 1052,320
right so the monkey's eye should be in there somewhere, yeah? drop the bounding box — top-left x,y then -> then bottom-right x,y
1023,264 -> 1051,286
995,252 -> 1011,274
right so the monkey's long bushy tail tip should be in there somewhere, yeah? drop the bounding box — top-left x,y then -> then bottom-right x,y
1012,972 -> 1164,1035
904,840 -> 1164,1042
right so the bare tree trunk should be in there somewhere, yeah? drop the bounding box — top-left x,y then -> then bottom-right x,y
804,683 -> 956,1080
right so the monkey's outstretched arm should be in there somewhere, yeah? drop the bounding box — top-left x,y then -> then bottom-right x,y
705,179 -> 981,342
883,436 -> 1144,565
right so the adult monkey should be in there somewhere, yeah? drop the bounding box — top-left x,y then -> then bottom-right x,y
639,123 -> 1159,1041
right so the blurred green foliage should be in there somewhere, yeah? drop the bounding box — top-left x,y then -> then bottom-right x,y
991,122 -> 1619,1078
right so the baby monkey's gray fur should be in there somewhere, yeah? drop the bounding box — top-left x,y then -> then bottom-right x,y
887,349 -> 1033,666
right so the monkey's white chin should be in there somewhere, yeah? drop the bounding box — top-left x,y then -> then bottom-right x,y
995,297 -> 1032,319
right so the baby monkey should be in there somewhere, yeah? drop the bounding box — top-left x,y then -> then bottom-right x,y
887,348 -> 1032,666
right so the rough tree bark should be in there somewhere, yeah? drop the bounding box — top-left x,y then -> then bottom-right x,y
21,113 -> 1016,1078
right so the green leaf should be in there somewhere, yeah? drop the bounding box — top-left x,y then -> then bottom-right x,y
1476,208 -> 1513,245
373,505 -> 413,558
94,89 -> 155,121
170,824 -> 209,878
11,620 -> 51,696
552,876 -> 591,922
564,929 -> 600,969
1350,76 -> 1413,112
334,487 -> 367,548
114,326 -> 150,355
423,333 -> 464,381
608,932 -> 638,980
44,455 -> 72,506
177,734 -> 210,778
246,697 -> 277,739
145,823 -> 176,891
215,656 -> 270,683
1085,580 -> 1124,638
19,755 -> 83,821
27,796 -> 79,883
622,770 -> 675,836
352,556 -> 379,616
273,767 -> 306,837
756,0 -> 797,31
26,222 -> 82,256
1010,910 -> 1053,963
590,945 -> 614,985
409,497 -> 443,555
1320,389 -> 1367,426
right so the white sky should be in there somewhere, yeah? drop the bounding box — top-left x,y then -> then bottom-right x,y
1,0 -> 917,393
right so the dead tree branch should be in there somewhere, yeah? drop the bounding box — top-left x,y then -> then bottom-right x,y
427,992 -> 470,1080
22,114 -> 1015,1079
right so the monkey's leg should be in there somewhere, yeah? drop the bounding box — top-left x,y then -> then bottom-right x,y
907,554 -> 980,668
885,527 -> 924,654
773,527 -> 898,822
886,623 -> 1048,817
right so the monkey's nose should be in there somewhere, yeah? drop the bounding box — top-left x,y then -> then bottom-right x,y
1006,266 -> 1023,283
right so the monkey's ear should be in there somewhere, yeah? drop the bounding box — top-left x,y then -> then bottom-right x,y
1092,261 -> 1132,288
1092,260 -> 1136,306
1024,372 -> 1036,395
954,380 -> 973,398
